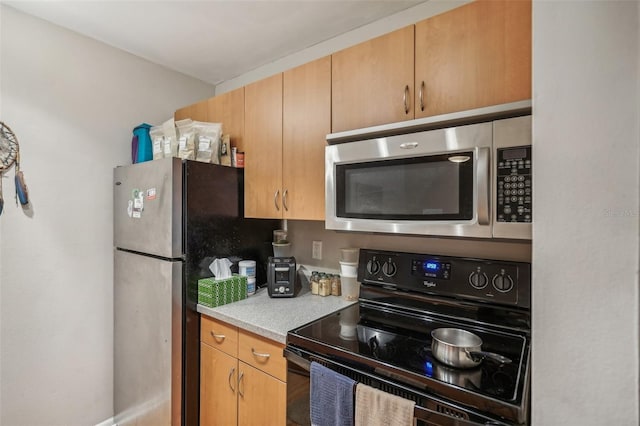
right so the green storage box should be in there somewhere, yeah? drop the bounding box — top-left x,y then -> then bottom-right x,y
198,274 -> 247,308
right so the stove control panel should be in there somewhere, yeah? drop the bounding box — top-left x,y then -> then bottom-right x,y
358,249 -> 531,308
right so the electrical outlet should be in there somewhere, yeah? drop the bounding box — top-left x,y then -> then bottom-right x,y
312,240 -> 323,260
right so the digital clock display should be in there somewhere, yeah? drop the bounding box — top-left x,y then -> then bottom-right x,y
424,262 -> 440,271
412,259 -> 451,280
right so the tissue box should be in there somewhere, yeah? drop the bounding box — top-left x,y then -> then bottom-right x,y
198,274 -> 248,308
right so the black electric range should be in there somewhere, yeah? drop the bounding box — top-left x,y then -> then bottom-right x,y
286,249 -> 531,425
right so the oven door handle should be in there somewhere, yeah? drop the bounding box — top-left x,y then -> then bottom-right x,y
284,347 -> 490,426
413,405 -> 487,425
476,146 -> 490,226
284,347 -> 311,371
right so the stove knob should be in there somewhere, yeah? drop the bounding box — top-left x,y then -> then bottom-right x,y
492,274 -> 514,292
366,259 -> 380,275
382,261 -> 397,277
468,272 -> 488,289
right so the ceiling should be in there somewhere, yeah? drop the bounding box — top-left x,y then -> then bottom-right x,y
6,0 -> 424,86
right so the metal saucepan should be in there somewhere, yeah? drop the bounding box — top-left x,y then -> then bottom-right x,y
431,328 -> 512,369
432,362 -> 482,389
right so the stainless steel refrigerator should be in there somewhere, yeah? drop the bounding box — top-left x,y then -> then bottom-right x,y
113,158 -> 277,425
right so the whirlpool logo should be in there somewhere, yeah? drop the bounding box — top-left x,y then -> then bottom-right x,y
423,281 -> 437,288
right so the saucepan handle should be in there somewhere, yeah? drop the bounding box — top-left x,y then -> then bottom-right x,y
467,350 -> 512,364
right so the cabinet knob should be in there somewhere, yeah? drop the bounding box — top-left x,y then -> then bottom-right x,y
419,81 -> 425,112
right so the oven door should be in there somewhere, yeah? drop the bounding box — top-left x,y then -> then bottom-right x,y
325,121 -> 492,238
285,347 -> 508,426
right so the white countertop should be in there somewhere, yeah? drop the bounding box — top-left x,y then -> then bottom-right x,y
197,283 -> 356,344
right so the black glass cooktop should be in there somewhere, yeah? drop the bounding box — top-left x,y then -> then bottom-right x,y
289,303 -> 529,404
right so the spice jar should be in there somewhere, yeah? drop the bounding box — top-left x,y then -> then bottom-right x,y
318,273 -> 331,297
310,271 -> 319,295
331,274 -> 342,296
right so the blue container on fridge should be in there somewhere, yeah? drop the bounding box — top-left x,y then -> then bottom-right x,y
133,123 -> 152,163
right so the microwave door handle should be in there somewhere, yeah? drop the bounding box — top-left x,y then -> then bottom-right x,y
477,147 -> 490,226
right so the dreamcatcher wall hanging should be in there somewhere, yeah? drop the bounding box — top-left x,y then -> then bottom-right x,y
0,121 -> 30,215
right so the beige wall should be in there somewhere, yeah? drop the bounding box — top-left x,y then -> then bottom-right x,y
287,220 -> 531,269
0,6 -> 214,425
532,1 -> 639,424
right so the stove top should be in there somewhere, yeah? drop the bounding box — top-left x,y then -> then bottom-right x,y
286,249 -> 531,425
289,303 -> 528,403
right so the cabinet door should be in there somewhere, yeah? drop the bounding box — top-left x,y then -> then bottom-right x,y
208,87 -> 246,152
200,344 -> 238,426
238,362 -> 286,426
175,98 -> 209,121
244,73 -> 283,219
415,0 -> 531,118
283,56 -> 331,221
332,25 -> 414,132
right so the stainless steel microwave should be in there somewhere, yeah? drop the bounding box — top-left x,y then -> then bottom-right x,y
325,115 -> 532,239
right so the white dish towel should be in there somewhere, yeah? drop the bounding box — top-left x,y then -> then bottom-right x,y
355,383 -> 415,426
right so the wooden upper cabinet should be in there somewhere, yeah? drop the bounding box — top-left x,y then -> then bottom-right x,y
415,0 -> 532,118
331,26 -> 415,133
208,87 -> 246,153
175,98 -> 209,121
283,56 -> 331,221
244,73 -> 283,219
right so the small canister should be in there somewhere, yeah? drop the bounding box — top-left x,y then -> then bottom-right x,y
238,260 -> 256,277
231,147 -> 237,167
311,271 -> 319,295
246,277 -> 256,296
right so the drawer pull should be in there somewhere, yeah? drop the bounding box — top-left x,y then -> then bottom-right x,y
251,348 -> 271,360
238,371 -> 245,397
210,330 -> 226,342
228,367 -> 236,392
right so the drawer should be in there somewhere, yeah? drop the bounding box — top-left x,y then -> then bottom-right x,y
238,330 -> 286,382
201,315 -> 238,357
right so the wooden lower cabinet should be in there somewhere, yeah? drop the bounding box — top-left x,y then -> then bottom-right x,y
238,362 -> 286,425
200,343 -> 238,426
200,316 -> 287,426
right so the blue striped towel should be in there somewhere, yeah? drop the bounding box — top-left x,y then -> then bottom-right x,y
310,361 -> 356,426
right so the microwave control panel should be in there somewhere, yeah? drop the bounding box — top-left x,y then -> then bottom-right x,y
496,146 -> 532,223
